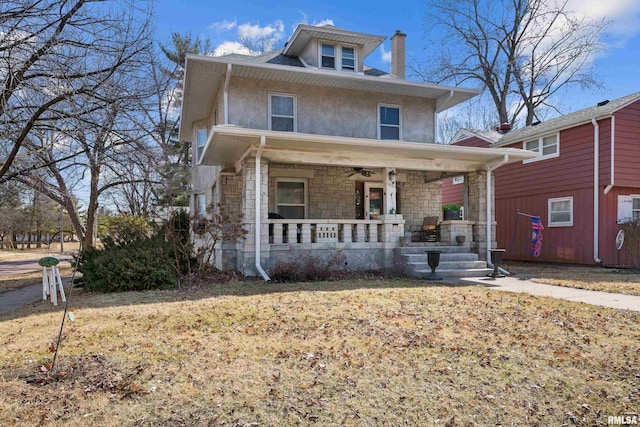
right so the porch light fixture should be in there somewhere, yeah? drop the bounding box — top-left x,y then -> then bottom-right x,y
388,169 -> 397,179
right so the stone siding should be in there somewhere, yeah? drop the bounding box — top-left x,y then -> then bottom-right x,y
397,170 -> 442,231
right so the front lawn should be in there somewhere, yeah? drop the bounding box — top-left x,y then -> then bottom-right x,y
1,278 -> 638,426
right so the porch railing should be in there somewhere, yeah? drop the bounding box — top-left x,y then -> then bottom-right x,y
268,219 -> 384,244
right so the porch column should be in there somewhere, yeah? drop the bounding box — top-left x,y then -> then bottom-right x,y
383,167 -> 397,214
466,170 -> 496,261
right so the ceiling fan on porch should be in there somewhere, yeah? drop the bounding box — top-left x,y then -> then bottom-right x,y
347,167 -> 374,178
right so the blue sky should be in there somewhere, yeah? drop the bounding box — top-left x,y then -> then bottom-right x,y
153,0 -> 640,112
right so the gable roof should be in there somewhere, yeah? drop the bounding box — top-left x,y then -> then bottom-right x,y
494,91 -> 640,146
283,24 -> 386,58
451,129 -> 502,145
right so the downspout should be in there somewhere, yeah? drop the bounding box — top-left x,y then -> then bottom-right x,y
485,155 -> 509,265
434,90 -> 454,143
604,116 -> 615,194
223,63 -> 232,124
591,119 -> 602,264
255,136 -> 271,281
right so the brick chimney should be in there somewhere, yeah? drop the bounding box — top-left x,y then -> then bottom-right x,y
391,30 -> 406,79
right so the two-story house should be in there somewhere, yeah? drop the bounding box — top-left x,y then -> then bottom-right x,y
451,92 -> 640,267
179,24 -> 534,279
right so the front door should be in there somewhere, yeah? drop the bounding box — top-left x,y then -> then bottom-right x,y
364,183 -> 384,219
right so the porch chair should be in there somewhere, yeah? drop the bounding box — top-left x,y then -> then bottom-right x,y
411,216 -> 440,242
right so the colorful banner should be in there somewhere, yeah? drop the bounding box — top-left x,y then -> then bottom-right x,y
531,217 -> 544,257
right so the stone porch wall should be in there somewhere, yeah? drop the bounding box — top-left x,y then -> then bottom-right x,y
268,163 -> 356,219
397,170 -> 442,231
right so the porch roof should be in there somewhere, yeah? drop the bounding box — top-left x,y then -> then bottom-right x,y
200,126 -> 537,172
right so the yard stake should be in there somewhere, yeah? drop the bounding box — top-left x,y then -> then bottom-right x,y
51,252 -> 81,370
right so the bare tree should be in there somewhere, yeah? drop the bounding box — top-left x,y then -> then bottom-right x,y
0,0 -> 153,180
437,94 -> 500,143
415,0 -> 607,126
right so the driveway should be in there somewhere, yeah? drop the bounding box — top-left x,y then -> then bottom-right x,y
0,256 -> 73,278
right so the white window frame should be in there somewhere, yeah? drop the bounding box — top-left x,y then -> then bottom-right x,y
196,128 -> 207,162
548,196 -> 573,227
523,133 -> 560,163
276,178 -> 308,219
318,40 -> 357,72
378,103 -> 402,140
195,193 -> 207,218
268,93 -> 297,132
633,195 -> 640,222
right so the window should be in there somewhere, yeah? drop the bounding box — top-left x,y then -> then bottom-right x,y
321,43 -> 335,69
269,93 -> 296,132
378,104 -> 401,140
634,197 -> 640,221
196,128 -> 207,161
276,179 -> 307,219
319,42 -> 357,71
524,133 -> 559,163
548,196 -> 573,227
195,193 -> 206,218
341,46 -> 355,71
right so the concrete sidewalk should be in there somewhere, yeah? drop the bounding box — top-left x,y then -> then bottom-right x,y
459,275 -> 640,312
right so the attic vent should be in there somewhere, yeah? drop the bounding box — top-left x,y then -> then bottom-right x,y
597,100 -> 610,107
532,121 -> 541,126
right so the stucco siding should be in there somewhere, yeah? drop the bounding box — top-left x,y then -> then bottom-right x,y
227,77 -> 436,142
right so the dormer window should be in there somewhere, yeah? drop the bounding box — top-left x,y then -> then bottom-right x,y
341,46 -> 355,71
319,41 -> 357,72
321,43 -> 335,69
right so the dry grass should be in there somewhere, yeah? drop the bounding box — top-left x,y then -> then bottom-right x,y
1,277 -> 638,426
507,262 -> 640,296
0,266 -> 75,294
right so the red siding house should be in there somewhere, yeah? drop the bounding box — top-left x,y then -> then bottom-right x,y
451,92 -> 640,267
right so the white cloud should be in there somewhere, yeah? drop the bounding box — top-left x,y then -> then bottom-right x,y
237,20 -> 285,42
212,41 -> 251,57
380,45 -> 391,63
209,19 -> 237,32
312,19 -> 335,27
293,13 -> 335,31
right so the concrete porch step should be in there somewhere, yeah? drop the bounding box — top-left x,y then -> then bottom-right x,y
397,245 -> 472,255
404,252 -> 479,262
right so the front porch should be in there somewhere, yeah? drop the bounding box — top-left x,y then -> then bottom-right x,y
200,126 -> 535,278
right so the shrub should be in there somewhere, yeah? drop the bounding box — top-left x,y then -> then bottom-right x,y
100,214 -> 154,245
270,253 -> 344,283
77,236 -> 176,292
